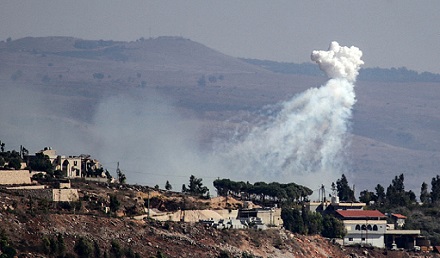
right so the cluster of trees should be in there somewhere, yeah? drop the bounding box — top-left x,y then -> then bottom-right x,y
28,152 -> 54,174
358,174 -> 419,208
331,173 -> 422,209
74,238 -> 141,258
0,141 -> 26,170
282,208 -> 345,238
0,229 -> 17,258
41,234 -> 142,258
213,178 -> 312,205
73,39 -> 116,49
420,175 -> 440,205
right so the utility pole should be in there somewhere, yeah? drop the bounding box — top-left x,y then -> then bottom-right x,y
147,189 -> 150,218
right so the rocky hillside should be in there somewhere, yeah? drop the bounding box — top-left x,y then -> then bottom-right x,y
0,181 -> 431,258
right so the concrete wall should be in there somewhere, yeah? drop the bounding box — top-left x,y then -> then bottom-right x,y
53,189 -> 79,202
59,182 -> 71,189
256,208 -> 282,227
6,185 -> 46,190
6,188 -> 79,202
84,177 -> 109,183
344,234 -> 385,248
8,188 -> 53,200
0,170 -> 32,185
216,209 -> 239,220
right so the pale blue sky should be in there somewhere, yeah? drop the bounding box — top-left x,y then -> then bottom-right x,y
1,0 -> 439,73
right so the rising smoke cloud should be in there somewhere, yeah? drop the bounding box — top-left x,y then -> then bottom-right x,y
215,41 -> 363,188
74,41 -> 364,191
0,41 -> 363,193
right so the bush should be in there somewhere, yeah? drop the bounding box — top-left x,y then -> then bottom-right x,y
322,215 -> 346,238
7,158 -> 21,170
93,73 -> 104,80
74,237 -> 94,258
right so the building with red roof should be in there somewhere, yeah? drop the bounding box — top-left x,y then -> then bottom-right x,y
335,210 -> 387,220
335,209 -> 387,248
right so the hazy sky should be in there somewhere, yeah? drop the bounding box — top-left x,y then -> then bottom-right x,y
1,1 -> 439,73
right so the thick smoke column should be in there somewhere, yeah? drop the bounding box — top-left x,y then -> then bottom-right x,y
217,42 -> 363,186
311,41 -> 364,82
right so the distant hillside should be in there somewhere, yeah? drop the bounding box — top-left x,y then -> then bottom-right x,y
241,58 -> 440,83
1,36 -> 440,196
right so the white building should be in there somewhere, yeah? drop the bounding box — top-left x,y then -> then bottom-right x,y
335,210 -> 387,248
29,148 -> 102,179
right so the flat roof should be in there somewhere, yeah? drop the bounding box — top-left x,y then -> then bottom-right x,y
333,202 -> 366,207
336,210 -> 386,219
385,229 -> 421,235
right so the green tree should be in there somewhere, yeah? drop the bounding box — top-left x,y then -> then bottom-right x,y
375,184 -> 386,205
336,174 -> 355,202
116,166 -> 126,184
0,229 -> 17,258
420,181 -> 430,204
386,174 -> 410,207
41,236 -> 51,255
359,190 -> 376,204
307,211 -> 323,235
156,251 -> 167,258
165,180 -> 172,191
105,170 -> 113,182
29,153 -> 54,174
57,233 -> 66,257
7,158 -> 21,170
431,175 -> 440,204
281,208 -> 305,234
49,235 -> 58,256
74,237 -> 94,258
124,248 -> 136,258
185,175 -> 208,196
321,215 -> 346,238
110,240 -> 122,258
109,194 -> 120,213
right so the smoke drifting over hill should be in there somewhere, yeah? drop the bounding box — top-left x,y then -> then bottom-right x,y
0,40 -> 364,193
90,91 -> 223,187
215,42 -> 364,187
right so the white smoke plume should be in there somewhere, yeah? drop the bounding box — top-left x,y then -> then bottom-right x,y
216,42 -> 363,188
311,41 -> 364,82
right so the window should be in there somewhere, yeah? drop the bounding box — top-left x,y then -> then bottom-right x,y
362,238 -> 366,241
355,224 -> 360,230
349,238 -> 353,241
361,225 -> 367,230
74,161 -> 78,166
367,224 -> 372,231
373,225 -> 378,231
